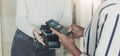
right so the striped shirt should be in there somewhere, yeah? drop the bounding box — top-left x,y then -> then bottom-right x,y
83,0 -> 120,56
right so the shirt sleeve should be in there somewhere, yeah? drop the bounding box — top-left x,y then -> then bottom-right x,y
59,0 -> 73,26
95,4 -> 120,56
16,0 -> 35,38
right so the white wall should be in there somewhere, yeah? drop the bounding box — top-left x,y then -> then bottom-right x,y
1,0 -> 16,56
0,0 -> 3,56
0,18 -> 2,56
74,0 -> 102,52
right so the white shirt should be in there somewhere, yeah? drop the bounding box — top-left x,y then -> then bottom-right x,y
83,0 -> 120,56
16,0 -> 72,37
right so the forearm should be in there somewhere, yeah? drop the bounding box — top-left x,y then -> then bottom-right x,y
51,28 -> 82,56
63,41 -> 82,56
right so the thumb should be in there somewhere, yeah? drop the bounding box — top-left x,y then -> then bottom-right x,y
68,27 -> 72,32
50,28 -> 62,36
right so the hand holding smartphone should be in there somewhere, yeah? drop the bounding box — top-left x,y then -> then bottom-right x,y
46,19 -> 72,35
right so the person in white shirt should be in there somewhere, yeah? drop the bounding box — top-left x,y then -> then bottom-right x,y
11,0 -> 73,56
51,0 -> 120,56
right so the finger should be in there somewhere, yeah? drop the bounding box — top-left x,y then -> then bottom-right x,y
37,36 -> 45,46
68,28 -> 72,32
50,28 -> 61,36
34,31 -> 45,46
38,37 -> 45,46
66,25 -> 72,32
38,30 -> 42,34
36,28 -> 41,34
59,39 -> 61,42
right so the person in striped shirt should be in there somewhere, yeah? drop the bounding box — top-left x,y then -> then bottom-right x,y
51,0 -> 120,56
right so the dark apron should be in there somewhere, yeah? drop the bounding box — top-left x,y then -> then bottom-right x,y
11,29 -> 55,56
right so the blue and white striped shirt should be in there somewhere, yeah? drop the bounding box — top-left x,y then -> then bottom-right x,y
83,0 -> 120,56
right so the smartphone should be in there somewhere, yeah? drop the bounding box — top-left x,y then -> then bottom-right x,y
46,19 -> 72,35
